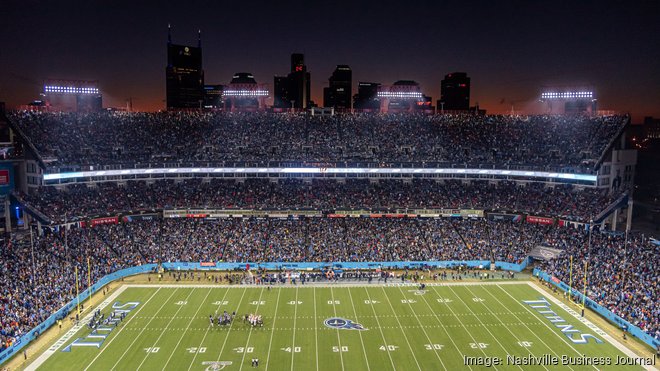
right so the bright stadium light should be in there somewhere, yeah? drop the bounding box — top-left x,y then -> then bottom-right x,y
42,167 -> 598,182
541,91 -> 593,100
44,85 -> 99,95
222,90 -> 269,97
376,91 -> 424,99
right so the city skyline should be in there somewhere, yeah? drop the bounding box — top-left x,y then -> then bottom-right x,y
1,0 -> 659,122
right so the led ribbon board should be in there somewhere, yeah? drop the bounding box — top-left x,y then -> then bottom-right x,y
43,167 -> 597,182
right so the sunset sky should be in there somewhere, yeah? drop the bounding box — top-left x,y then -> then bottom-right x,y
1,0 -> 658,122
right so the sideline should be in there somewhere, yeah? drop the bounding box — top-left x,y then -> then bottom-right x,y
24,286 -> 127,371
526,282 -> 658,371
121,280 -> 527,289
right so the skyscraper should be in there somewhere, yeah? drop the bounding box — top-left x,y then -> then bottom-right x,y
323,65 -> 352,110
166,25 -> 205,110
272,53 -> 312,110
273,76 -> 289,109
439,72 -> 470,111
287,53 -> 311,109
353,82 -> 381,111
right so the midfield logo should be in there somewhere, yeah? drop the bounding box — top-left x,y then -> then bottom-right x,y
202,361 -> 232,370
324,317 -> 367,331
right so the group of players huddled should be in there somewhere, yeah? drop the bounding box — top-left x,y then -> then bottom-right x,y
207,311 -> 263,327
208,311 -> 235,327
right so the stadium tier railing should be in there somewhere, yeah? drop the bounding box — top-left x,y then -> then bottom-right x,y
0,258 -> 531,364
533,268 -> 660,350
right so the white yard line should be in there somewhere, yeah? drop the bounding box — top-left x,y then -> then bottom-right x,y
346,287 -> 372,371
290,287 -> 299,371
378,286 -> 423,371
417,286 -> 473,371
135,288 -> 197,370
313,287 -> 319,371
393,286 -> 447,371
238,287 -> 265,371
162,288 -> 213,369
26,286 -> 129,371
103,288 -> 175,371
428,285 -> 499,370
462,285 -> 549,371
329,286 -> 346,371
264,287 -> 282,371
478,286 -> 576,371
497,285 -> 602,370
446,285 -> 524,371
187,287 -> 232,371
362,286 -> 397,371
523,282 -> 657,371
215,287 -> 248,364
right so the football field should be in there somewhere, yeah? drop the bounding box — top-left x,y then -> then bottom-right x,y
30,282 -> 650,370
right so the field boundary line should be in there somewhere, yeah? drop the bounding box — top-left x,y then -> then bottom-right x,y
25,285 -> 128,371
378,286 -> 422,371
524,282 -> 657,371
121,281 -> 526,289
162,287 -> 214,369
497,284 -> 601,370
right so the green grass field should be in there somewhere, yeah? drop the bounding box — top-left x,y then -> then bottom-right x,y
31,282 -> 648,371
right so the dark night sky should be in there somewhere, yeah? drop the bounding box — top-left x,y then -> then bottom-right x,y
1,0 -> 659,122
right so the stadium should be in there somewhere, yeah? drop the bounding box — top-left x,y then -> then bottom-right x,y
0,109 -> 656,371
1,2 -> 660,371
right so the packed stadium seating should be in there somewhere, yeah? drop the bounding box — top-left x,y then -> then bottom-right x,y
7,111 -> 626,171
17,179 -> 616,223
2,218 -> 658,351
4,111 -> 656,355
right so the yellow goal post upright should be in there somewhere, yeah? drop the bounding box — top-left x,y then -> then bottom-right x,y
581,260 -> 588,314
87,256 -> 92,308
75,265 -> 80,315
568,255 -> 574,304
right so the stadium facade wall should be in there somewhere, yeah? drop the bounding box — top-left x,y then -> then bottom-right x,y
1,258 -> 532,364
533,268 -> 660,350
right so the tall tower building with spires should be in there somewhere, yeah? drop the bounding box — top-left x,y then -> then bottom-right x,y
166,24 -> 205,110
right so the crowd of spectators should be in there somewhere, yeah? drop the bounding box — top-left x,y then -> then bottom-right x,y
7,111 -> 625,171
2,217 -> 658,352
18,179 -> 617,223
541,232 -> 659,342
2,110 -> 650,356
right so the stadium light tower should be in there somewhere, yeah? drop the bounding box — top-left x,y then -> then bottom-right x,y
540,88 -> 597,115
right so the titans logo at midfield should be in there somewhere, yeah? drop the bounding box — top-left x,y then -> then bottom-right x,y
324,317 -> 367,331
